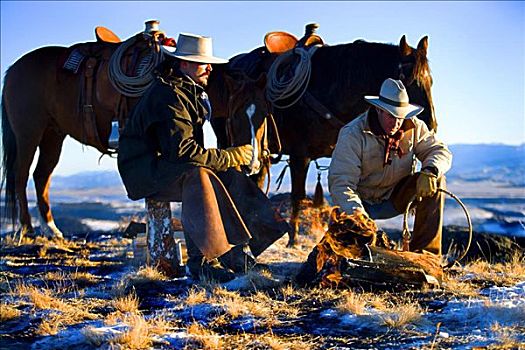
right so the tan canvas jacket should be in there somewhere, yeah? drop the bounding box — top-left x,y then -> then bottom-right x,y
328,111 -> 452,214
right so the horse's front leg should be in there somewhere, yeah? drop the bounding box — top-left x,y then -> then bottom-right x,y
288,155 -> 310,247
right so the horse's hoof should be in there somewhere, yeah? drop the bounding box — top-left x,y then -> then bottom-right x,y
38,219 -> 64,240
286,239 -> 296,248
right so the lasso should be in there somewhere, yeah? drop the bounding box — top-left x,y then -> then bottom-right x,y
266,46 -> 319,109
108,36 -> 165,97
402,188 -> 473,269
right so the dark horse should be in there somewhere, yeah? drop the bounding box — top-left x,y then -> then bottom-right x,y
1,27 -> 267,240
212,35 -> 436,246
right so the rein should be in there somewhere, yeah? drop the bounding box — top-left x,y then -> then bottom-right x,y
225,83 -> 284,195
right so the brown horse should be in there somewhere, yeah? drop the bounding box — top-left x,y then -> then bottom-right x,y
0,26 -> 164,239
206,65 -> 276,191
0,27 -> 262,240
212,35 -> 436,246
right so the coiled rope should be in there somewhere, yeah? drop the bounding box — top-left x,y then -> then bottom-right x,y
402,188 -> 473,269
108,36 -> 164,97
266,46 -> 319,109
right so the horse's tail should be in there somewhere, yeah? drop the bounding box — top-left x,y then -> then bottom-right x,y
0,87 -> 18,230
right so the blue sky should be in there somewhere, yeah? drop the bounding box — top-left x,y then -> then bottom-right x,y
1,1 -> 524,175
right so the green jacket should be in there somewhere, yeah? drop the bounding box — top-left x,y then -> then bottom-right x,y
118,73 -> 231,200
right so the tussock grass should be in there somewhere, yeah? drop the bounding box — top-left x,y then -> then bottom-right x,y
379,299 -> 424,328
243,268 -> 281,290
336,290 -> 367,315
185,286 -> 209,305
0,302 -> 21,321
15,282 -> 98,329
84,313 -> 152,349
211,287 -> 247,318
491,322 -> 524,349
113,292 -> 140,314
147,314 -> 173,336
186,322 -> 222,349
280,284 -> 296,301
38,246 -> 47,258
111,313 -> 151,349
464,252 -> 525,285
219,332 -> 318,349
442,274 -> 480,297
113,265 -> 167,296
1,234 -> 80,250
16,283 -> 69,310
36,312 -> 63,336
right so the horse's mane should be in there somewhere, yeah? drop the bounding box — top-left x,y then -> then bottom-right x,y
313,40 -> 430,92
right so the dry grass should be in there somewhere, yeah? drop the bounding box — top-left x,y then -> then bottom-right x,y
114,265 -> 167,296
111,314 -> 151,349
147,314 -> 174,336
0,302 -> 21,321
113,292 -> 140,314
280,284 -> 296,301
186,322 -> 222,349
185,286 -> 209,305
36,312 -> 64,336
490,322 -> 525,349
336,290 -> 367,315
16,283 -> 69,310
84,313 -> 153,349
14,282 -> 98,330
1,234 -> 80,250
463,252 -> 525,285
211,287 -> 247,318
379,299 -> 424,328
243,268 -> 281,290
442,274 -> 480,297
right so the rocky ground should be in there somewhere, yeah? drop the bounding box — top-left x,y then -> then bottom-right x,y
1,201 -> 524,350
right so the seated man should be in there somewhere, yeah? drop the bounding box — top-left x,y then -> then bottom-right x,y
118,33 -> 290,282
328,78 -> 452,255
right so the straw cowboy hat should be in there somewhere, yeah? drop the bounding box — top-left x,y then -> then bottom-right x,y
364,78 -> 424,119
161,33 -> 228,64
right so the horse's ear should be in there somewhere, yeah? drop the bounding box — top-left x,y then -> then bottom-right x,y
417,36 -> 429,57
255,73 -> 267,89
399,35 -> 412,56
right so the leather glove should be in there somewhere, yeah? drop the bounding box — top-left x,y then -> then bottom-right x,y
223,144 -> 254,168
416,171 -> 438,199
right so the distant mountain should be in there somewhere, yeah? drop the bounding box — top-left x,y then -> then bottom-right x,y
31,171 -> 124,190
40,144 -> 525,190
447,144 -> 525,185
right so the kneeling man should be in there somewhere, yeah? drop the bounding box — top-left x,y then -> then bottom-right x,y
328,78 -> 452,255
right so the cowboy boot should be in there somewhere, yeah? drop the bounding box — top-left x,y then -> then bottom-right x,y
184,231 -> 235,283
218,244 -> 257,274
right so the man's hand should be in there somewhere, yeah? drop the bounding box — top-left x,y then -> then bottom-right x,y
224,144 -> 254,168
416,171 -> 438,199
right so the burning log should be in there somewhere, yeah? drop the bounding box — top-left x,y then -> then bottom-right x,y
295,209 -> 442,290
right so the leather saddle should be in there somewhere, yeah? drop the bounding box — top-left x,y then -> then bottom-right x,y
95,26 -> 122,43
61,27 -> 162,152
230,23 -> 326,78
264,23 -> 325,54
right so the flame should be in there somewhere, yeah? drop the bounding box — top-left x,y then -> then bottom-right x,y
315,209 -> 378,286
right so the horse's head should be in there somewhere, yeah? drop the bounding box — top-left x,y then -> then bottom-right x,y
207,68 -> 272,177
398,36 -> 436,131
225,73 -> 272,176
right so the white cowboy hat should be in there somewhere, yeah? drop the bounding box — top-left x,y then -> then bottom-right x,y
364,78 -> 424,119
161,33 -> 228,64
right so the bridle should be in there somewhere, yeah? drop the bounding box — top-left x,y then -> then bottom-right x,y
225,84 -> 282,194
